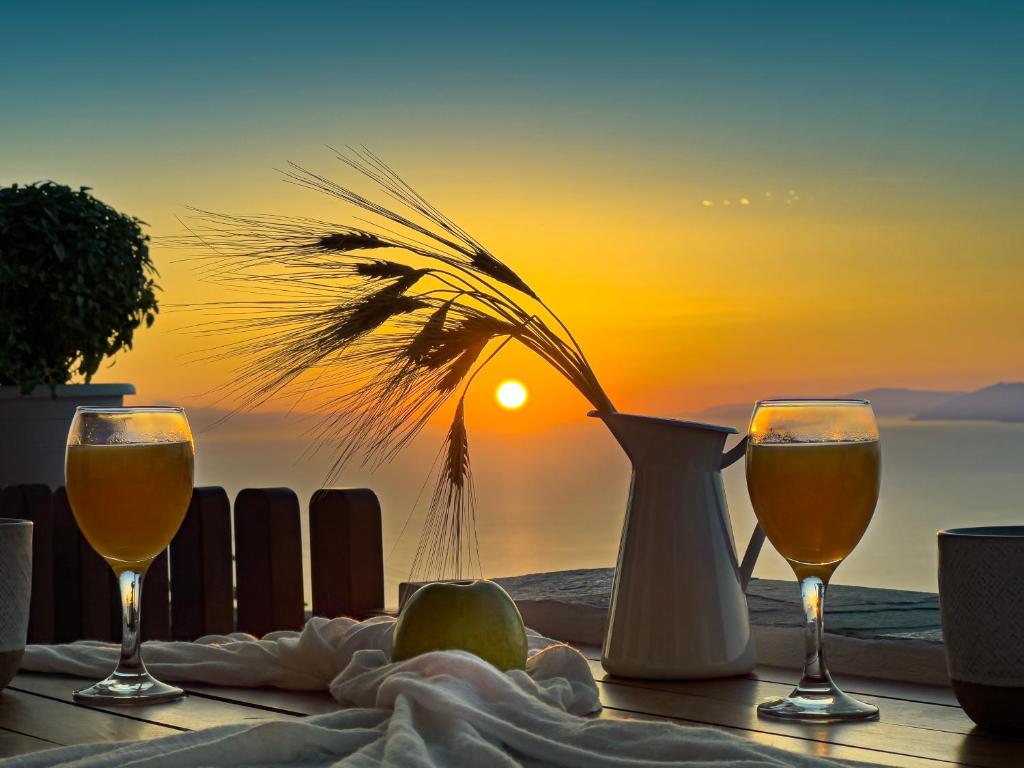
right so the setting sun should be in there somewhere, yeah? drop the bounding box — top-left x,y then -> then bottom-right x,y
496,380 -> 528,410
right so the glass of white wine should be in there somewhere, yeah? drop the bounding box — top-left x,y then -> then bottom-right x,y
746,399 -> 881,721
65,407 -> 194,704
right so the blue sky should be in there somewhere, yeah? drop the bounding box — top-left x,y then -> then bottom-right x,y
4,2 -> 1020,175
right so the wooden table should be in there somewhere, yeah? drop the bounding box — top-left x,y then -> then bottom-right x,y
1,647 -> 1021,766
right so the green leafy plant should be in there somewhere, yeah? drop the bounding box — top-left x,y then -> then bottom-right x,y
0,182 -> 159,392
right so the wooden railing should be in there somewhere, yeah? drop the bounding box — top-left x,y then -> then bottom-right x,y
0,485 -> 384,643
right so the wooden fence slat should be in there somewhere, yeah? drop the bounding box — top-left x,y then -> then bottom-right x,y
68,481 -> 120,642
0,485 -> 55,643
49,488 -> 82,644
234,488 -> 303,636
309,489 -> 384,619
170,487 -> 233,640
142,549 -> 170,641
78,530 -> 119,642
232,488 -> 272,636
267,489 -> 305,632
7,482 -> 386,643
196,489 -> 234,636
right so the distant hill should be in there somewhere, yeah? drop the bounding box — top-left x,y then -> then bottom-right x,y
913,382 -> 1024,423
700,387 -> 965,423
846,388 -> 965,417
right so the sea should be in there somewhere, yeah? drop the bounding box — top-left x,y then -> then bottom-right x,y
189,411 -> 1024,607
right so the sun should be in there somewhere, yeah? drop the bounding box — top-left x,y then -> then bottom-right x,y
495,379 -> 528,410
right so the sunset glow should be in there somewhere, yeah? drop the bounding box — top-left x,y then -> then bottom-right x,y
496,380 -> 528,410
3,5 -> 1021,445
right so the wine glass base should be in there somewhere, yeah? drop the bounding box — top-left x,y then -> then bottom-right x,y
74,671 -> 184,706
757,687 -> 879,722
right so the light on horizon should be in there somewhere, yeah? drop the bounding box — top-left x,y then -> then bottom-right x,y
496,380 -> 528,410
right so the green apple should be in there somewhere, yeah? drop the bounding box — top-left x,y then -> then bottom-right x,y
391,579 -> 528,671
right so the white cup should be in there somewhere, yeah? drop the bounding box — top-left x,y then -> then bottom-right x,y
938,526 -> 1024,732
0,518 -> 32,691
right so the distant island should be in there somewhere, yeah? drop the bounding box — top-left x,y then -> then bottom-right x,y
700,382 -> 1024,424
911,382 -> 1024,423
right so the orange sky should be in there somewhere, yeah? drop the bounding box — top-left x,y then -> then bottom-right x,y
5,4 -> 1020,433
89,149 -> 1023,434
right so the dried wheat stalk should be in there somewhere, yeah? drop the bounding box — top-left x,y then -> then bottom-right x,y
176,147 -> 615,582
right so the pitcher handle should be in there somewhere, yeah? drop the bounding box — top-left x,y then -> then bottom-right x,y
738,524 -> 765,592
720,435 -> 748,469
720,435 -> 765,591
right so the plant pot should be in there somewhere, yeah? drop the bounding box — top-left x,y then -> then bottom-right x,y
0,383 -> 136,488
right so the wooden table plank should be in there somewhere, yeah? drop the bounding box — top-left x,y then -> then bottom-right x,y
0,728 -> 58,759
0,688 -> 180,748
596,679 -> 1022,768
752,666 -> 962,708
574,644 -> 1024,767
600,708 -> 952,768
10,673 -> 294,731
181,683 -> 339,717
574,644 -> 961,707
589,661 -> 979,736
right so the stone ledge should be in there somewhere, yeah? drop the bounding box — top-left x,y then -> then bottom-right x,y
492,568 -> 941,641
0,383 -> 136,400
486,568 -> 949,687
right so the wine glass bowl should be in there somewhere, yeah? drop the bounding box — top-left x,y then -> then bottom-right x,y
746,399 -> 881,722
65,407 -> 194,704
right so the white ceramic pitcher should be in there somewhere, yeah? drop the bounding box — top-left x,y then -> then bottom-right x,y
593,411 -> 765,679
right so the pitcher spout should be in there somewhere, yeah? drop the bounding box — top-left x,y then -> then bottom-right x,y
589,410 -> 736,469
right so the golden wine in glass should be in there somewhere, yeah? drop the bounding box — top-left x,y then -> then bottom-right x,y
65,407 -> 194,704
746,400 -> 881,721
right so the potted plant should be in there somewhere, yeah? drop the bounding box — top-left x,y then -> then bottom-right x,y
0,182 -> 158,487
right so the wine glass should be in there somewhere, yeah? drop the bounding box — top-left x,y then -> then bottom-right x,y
65,406 -> 194,704
745,399 -> 881,721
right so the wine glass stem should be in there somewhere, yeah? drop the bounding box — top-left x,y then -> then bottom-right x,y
798,574 -> 832,689
117,569 -> 145,676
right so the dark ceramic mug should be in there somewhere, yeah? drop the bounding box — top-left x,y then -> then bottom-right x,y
938,526 -> 1024,731
0,519 -> 32,690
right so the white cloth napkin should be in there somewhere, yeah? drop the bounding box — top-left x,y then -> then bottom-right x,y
21,616 -> 404,693
8,617 -> 867,767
